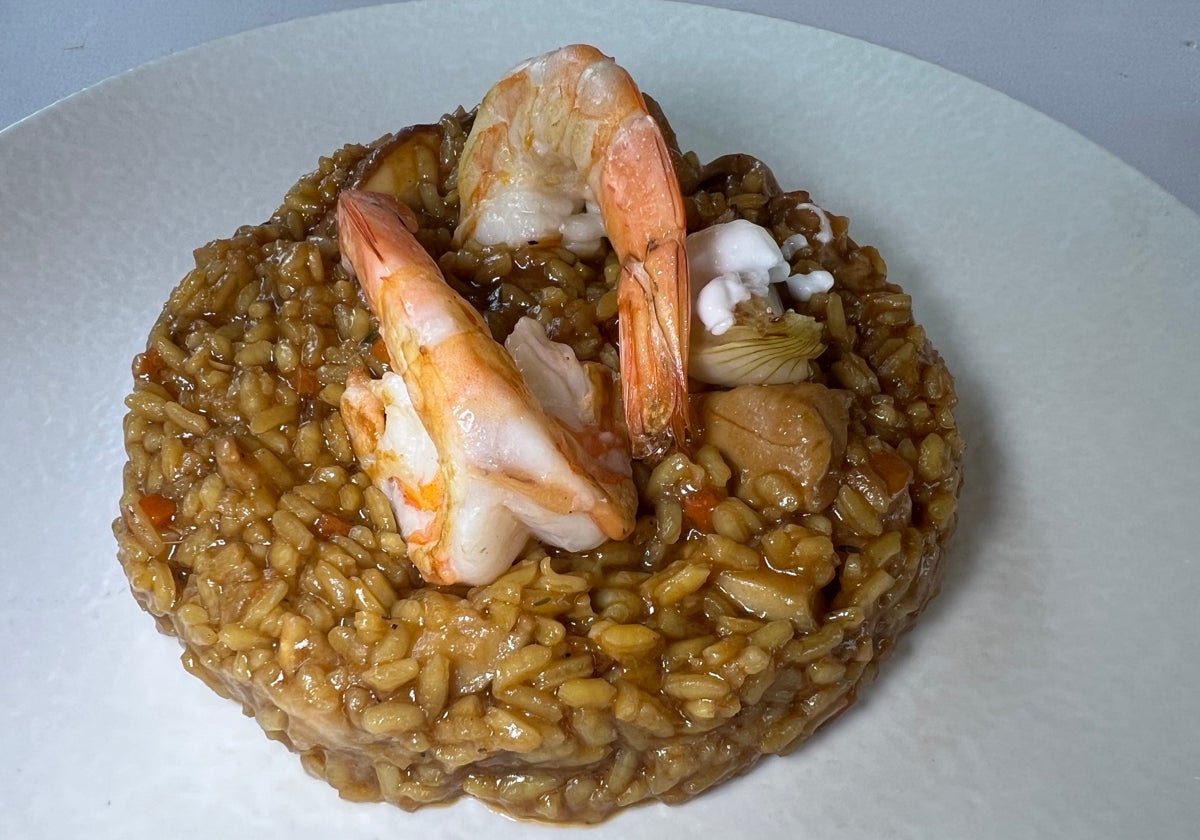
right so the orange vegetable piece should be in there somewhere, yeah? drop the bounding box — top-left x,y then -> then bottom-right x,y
133,348 -> 165,378
138,493 -> 176,528
681,485 -> 725,532
314,513 -> 352,539
290,365 -> 321,397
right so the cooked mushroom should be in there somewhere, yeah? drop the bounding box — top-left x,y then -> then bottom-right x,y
694,382 -> 851,512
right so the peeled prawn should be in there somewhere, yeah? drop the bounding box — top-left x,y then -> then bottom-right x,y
454,44 -> 690,459
337,190 -> 636,586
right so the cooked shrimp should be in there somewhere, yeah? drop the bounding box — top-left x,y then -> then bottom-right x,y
454,44 -> 690,459
337,190 -> 636,586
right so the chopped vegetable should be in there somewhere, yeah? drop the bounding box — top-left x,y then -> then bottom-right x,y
138,493 -> 176,528
367,335 -> 391,366
680,485 -> 726,532
133,348 -> 165,378
314,512 -> 353,539
290,364 -> 321,396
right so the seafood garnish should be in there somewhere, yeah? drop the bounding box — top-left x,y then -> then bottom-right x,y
454,43 -> 690,459
337,190 -> 636,586
687,219 -> 828,386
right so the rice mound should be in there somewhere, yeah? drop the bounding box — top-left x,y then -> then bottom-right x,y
115,106 -> 963,823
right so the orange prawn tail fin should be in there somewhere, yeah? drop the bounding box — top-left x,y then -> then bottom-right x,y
336,190 -> 427,307
618,236 -> 690,460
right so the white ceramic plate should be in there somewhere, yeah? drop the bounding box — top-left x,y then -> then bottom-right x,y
2,1 -> 1197,837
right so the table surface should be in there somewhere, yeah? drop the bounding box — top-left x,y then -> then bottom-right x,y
1,4 -> 1198,838
3,0 -> 1197,216
2,0 -> 1200,216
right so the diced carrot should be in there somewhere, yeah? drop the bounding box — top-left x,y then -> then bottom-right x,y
369,336 -> 391,366
290,364 -> 321,397
138,493 -> 176,528
314,513 -> 352,539
869,450 -> 912,495
681,485 -> 726,533
133,348 -> 165,378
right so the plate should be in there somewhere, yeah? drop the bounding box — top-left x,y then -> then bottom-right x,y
1,1 -> 1197,837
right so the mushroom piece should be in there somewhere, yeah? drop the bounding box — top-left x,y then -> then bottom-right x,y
353,123 -> 445,207
694,383 -> 851,512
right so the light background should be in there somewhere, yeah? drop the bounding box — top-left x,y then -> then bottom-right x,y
3,0 -> 1198,214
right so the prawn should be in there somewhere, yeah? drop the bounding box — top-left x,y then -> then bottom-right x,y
337,190 -> 637,586
454,44 -> 690,459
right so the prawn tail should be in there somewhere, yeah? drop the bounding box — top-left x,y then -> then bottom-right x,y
617,237 -> 690,460
336,190 -> 423,304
